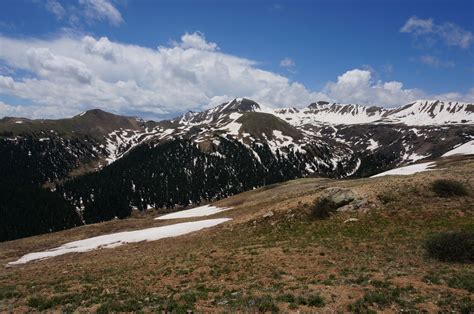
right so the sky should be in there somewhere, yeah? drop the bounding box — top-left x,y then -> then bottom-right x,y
0,0 -> 473,120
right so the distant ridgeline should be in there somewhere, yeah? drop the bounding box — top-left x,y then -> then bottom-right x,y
0,99 -> 472,241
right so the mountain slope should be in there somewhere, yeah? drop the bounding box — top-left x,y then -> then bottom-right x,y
1,155 -> 472,312
0,98 -> 472,241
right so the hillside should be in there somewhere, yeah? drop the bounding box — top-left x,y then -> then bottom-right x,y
0,154 -> 472,312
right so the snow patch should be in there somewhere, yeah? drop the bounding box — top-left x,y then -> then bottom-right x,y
371,162 -> 436,177
442,140 -> 474,157
367,139 -> 379,151
8,218 -> 231,265
155,205 -> 231,220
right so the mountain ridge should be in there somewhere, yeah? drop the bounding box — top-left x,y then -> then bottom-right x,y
0,97 -> 472,241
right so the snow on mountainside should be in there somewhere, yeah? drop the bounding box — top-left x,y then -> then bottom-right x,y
274,100 -> 473,126
383,100 -> 473,125
275,101 -> 386,125
0,98 -> 472,179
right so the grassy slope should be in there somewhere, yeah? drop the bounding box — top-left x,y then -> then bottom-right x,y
0,156 -> 472,313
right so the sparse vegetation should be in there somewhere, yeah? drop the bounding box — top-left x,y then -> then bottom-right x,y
447,272 -> 474,293
377,190 -> 399,204
348,285 -> 415,312
424,231 -> 474,263
430,179 -> 468,197
1,159 -> 473,312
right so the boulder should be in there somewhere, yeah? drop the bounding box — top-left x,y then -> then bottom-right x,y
319,187 -> 356,207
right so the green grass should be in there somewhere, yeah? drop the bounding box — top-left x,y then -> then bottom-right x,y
348,285 -> 416,312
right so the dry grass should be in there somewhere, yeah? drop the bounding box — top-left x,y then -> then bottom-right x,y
0,156 -> 473,312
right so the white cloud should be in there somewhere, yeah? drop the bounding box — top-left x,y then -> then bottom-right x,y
0,33 -> 471,119
26,47 -> 93,83
323,69 -> 474,106
79,0 -> 123,26
401,16 -> 473,49
39,0 -> 124,28
419,55 -> 455,68
0,32 -> 323,117
280,57 -> 295,68
174,32 -> 218,51
437,22 -> 473,49
400,16 -> 433,35
82,36 -> 121,62
45,0 -> 66,19
323,69 -> 425,106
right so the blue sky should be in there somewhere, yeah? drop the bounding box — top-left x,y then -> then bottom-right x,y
0,0 -> 473,119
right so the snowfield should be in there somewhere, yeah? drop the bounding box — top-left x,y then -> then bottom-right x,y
7,218 -> 231,266
442,140 -> 474,157
371,162 -> 436,178
155,205 -> 231,220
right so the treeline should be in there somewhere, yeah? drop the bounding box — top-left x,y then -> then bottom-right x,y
59,137 -> 355,224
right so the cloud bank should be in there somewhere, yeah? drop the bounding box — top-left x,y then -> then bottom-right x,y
0,32 -> 472,119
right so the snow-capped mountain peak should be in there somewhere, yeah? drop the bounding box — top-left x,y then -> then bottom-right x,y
216,98 -> 261,113
275,101 -> 386,125
384,100 -> 473,125
273,99 -> 473,126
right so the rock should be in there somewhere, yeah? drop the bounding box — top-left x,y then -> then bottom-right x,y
263,211 -> 274,218
316,187 -> 369,213
320,187 -> 356,207
343,218 -> 359,223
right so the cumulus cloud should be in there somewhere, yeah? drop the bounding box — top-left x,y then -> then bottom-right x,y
79,0 -> 123,26
323,69 -> 425,105
0,32 -> 323,118
174,32 -> 218,51
0,32 -> 471,119
323,69 -> 474,105
82,36 -> 121,62
26,47 -> 93,83
401,16 -> 473,49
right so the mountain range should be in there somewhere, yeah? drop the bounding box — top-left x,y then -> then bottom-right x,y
0,98 -> 472,241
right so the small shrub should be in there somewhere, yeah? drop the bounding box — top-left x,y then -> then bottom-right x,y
306,294 -> 325,307
245,295 -> 279,312
277,293 -> 295,303
430,179 -> 468,197
377,191 -> 399,204
311,198 -> 338,219
424,231 -> 474,263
